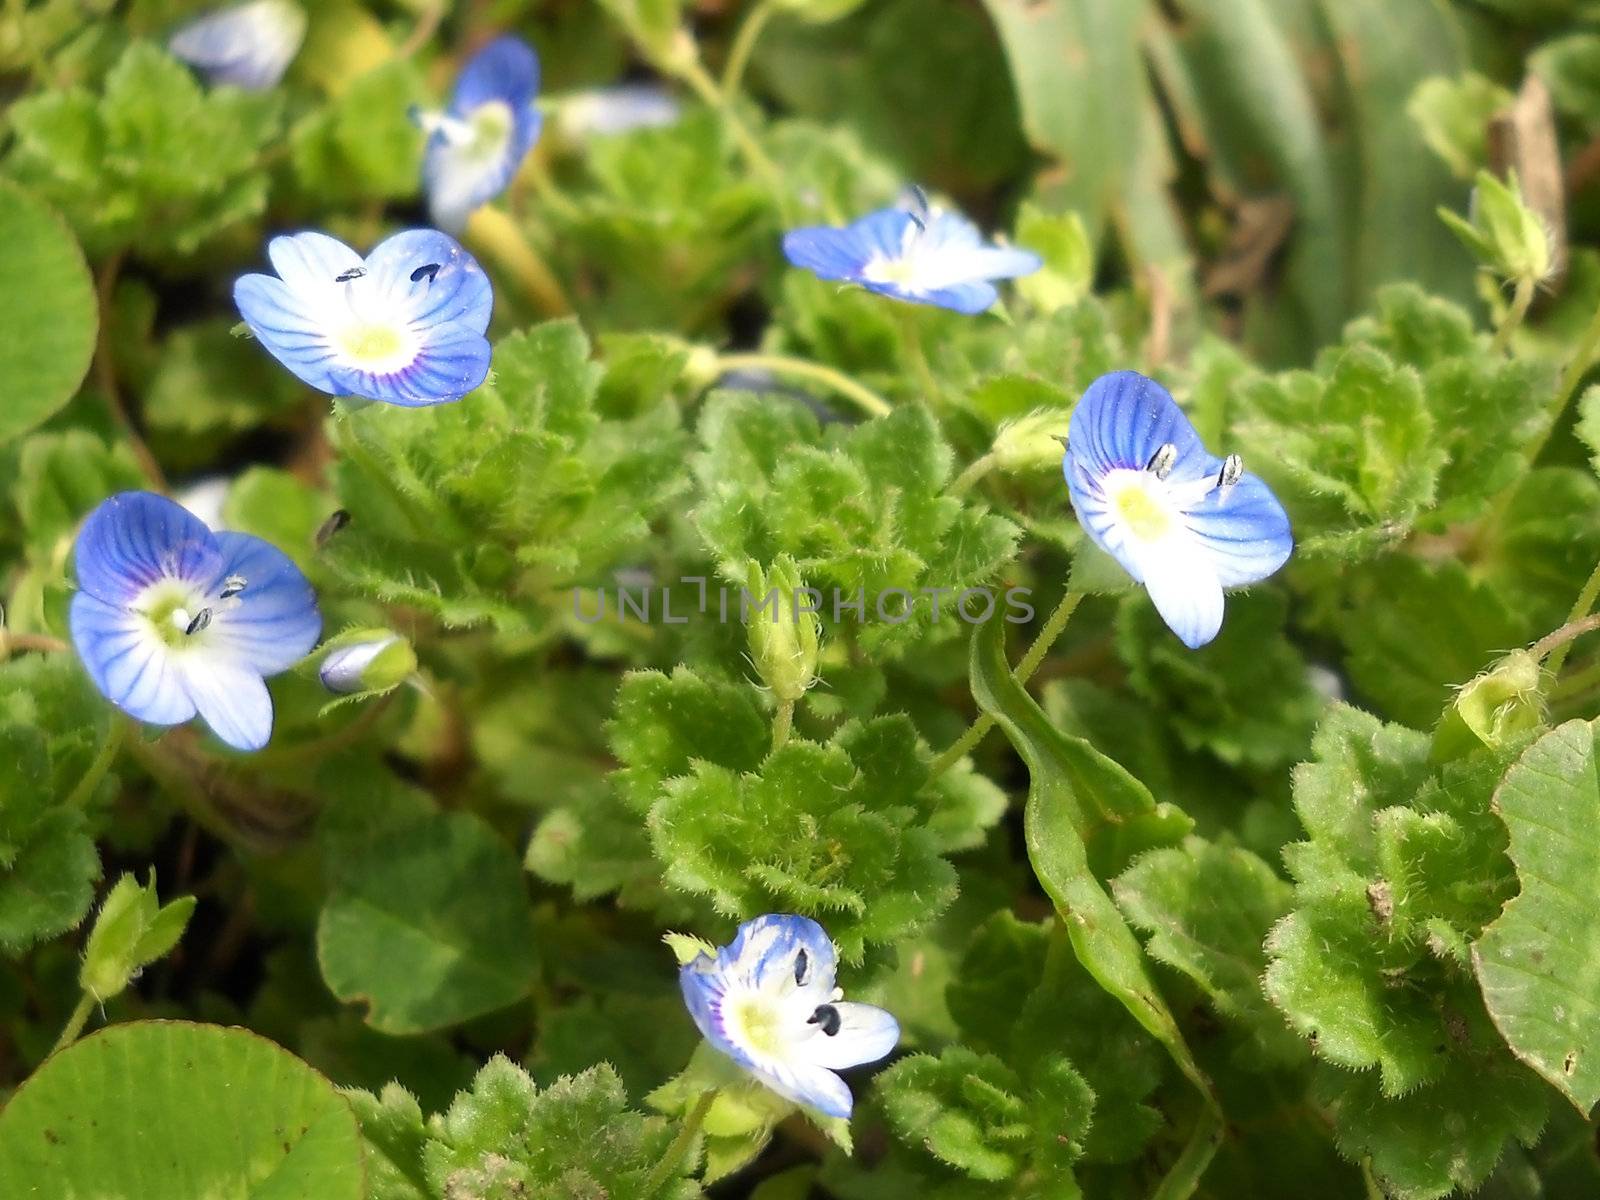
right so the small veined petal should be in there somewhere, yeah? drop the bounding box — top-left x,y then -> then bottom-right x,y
1063,370 -> 1293,649
234,229 -> 494,408
782,197 -> 1039,314
73,492 -> 222,606
319,636 -> 401,693
180,656 -> 274,752
69,593 -> 197,727
757,1059 -> 856,1120
169,0 -> 307,91
798,1001 -> 901,1071
421,36 -> 543,232
206,532 -> 322,675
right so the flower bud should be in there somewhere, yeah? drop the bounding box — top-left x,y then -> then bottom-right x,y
991,408 -> 1072,474
81,872 -> 196,1003
1439,169 -> 1552,285
1430,649 -> 1544,764
318,630 -> 415,696
745,557 -> 820,704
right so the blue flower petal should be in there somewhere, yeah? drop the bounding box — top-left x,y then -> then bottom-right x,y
801,1001 -> 900,1071
889,279 -> 1000,314
783,210 -> 914,282
451,36 -> 540,113
232,274 -> 340,393
266,231 -> 365,291
328,328 -> 491,407
169,0 -> 306,91
719,913 -> 838,995
1066,371 -> 1209,483
182,657 -> 274,752
1185,475 -> 1294,588
73,492 -> 222,606
758,1059 -> 855,1119
362,230 -> 493,331
208,532 -> 321,675
69,592 -> 196,727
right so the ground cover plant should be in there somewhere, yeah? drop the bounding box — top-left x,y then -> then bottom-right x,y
5,1 -> 1600,1197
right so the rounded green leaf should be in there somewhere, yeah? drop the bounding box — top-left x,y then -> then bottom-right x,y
0,180 -> 97,443
0,1020 -> 365,1198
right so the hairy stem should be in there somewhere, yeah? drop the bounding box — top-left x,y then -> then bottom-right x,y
721,0 -> 780,99
951,452 -> 999,496
93,252 -> 166,490
65,718 -> 125,809
48,992 -> 98,1059
771,698 -> 795,752
1537,554 -> 1600,677
714,352 -> 893,418
642,1089 -> 717,1196
1490,275 -> 1536,357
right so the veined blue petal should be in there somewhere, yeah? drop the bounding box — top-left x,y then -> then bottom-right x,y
232,274 -> 340,393
717,913 -> 838,998
207,532 -> 321,675
169,0 -> 306,91
1124,528 -> 1226,650
181,656 -> 274,752
69,592 -> 196,727
362,230 -> 493,330
328,327 -> 491,407
1066,370 -> 1209,482
873,279 -> 998,315
266,231 -> 365,292
73,492 -> 222,605
753,1059 -> 855,1119
1185,475 -> 1294,588
783,210 -> 916,283
451,36 -> 540,113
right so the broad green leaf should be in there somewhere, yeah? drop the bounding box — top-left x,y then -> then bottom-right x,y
317,808 -> 539,1033
968,615 -> 1209,1102
1113,836 -> 1299,1063
0,182 -> 97,444
1474,719 -> 1600,1114
0,1021 -> 364,1198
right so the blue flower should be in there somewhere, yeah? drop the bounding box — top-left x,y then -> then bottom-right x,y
782,190 -> 1040,314
233,229 -> 493,408
677,914 -> 899,1119
556,84 -> 680,140
69,492 -> 321,752
414,36 -> 542,232
1064,370 -> 1293,649
168,0 -> 307,91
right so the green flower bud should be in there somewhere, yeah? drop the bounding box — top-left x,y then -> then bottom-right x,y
991,408 -> 1072,474
745,557 -> 821,704
80,872 -> 196,1003
1430,649 -> 1545,764
318,628 -> 416,696
1438,169 -> 1552,285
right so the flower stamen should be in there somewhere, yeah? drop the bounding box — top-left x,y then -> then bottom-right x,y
1146,442 -> 1178,480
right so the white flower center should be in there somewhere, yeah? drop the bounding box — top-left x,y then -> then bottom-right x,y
1104,469 -> 1182,544
336,322 -> 413,369
726,992 -> 786,1058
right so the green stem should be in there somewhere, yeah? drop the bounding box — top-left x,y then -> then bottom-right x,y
721,0 -> 780,99
951,452 -> 999,496
642,1089 -> 716,1196
671,51 -> 787,211
714,353 -> 892,418
1528,298 -> 1600,470
1490,275 -> 1536,357
896,307 -> 939,401
48,992 -> 97,1059
1150,1107 -> 1225,1200
928,591 -> 1083,780
771,699 -> 795,752
65,718 -> 125,808
1545,556 -> 1600,678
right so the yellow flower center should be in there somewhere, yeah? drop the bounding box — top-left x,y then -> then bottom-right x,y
726,994 -> 784,1057
340,324 -> 406,364
1112,480 -> 1174,542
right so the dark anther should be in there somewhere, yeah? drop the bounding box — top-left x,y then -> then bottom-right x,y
185,608 -> 213,636
335,267 -> 367,282
410,263 -> 441,283
794,949 -> 809,986
1218,453 -> 1243,488
1145,442 -> 1178,480
316,509 -> 351,548
807,1004 -> 842,1036
220,574 -> 247,599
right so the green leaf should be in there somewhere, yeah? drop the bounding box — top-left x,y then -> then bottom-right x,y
289,59 -> 426,202
1116,588 -> 1323,771
609,667 -> 769,814
345,1084 -> 430,1200
877,1046 -> 1094,1185
0,182 -> 97,444
317,808 -> 539,1033
0,1021 -> 364,1198
422,1058 -> 691,1199
967,614 -> 1209,1102
1113,837 -> 1298,1062
11,430 -> 145,558
1474,719 -> 1600,1115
